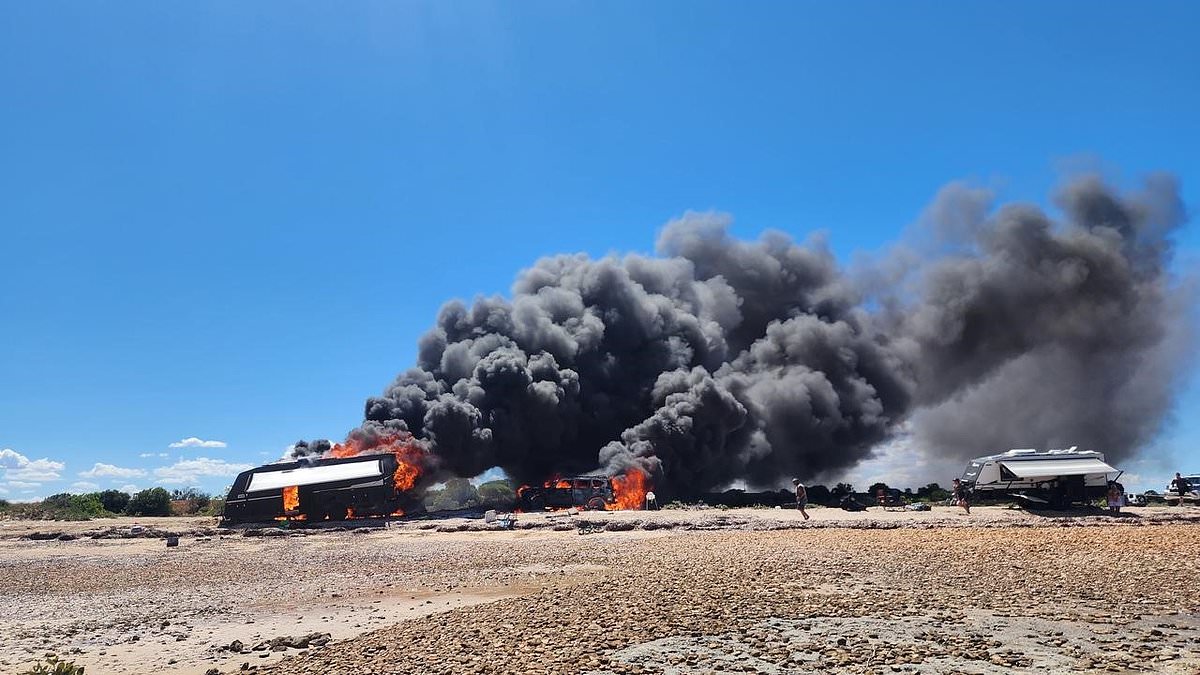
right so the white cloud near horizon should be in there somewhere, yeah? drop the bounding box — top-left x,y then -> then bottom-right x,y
169,437 -> 227,449
154,457 -> 251,484
71,481 -> 100,491
118,483 -> 139,494
0,448 -> 65,481
5,480 -> 42,490
79,463 -> 147,479
139,452 -> 169,458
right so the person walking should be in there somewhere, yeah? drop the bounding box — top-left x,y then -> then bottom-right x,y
792,479 -> 810,521
1170,473 -> 1191,505
951,478 -> 971,515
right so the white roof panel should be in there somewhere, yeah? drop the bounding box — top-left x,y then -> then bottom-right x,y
247,459 -> 384,492
998,457 -> 1117,478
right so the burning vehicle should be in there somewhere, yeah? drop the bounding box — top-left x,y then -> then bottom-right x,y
960,447 -> 1121,507
518,470 -> 651,511
222,453 -> 421,524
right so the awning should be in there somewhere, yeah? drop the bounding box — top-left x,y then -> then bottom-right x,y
998,457 -> 1117,479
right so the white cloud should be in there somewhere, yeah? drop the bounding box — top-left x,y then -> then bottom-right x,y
139,452 -> 169,458
79,463 -> 147,479
0,448 -> 65,481
71,481 -> 100,492
6,480 -> 42,489
118,484 -> 139,494
169,437 -> 227,449
154,457 -> 252,484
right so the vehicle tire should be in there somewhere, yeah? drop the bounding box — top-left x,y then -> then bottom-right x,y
586,497 -> 607,511
526,494 -> 546,511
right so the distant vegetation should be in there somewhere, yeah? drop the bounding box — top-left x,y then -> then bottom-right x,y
0,486 -> 218,521
422,478 -> 516,512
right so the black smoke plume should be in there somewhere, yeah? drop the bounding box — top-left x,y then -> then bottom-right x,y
294,172 -> 1193,497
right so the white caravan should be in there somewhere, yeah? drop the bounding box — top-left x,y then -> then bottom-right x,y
960,447 -> 1120,507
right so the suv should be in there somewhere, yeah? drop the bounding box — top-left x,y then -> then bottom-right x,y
518,476 -> 615,511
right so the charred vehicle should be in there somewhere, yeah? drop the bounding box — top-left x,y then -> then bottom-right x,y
222,454 -> 418,524
518,475 -> 616,511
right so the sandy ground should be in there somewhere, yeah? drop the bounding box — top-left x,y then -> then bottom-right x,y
2,506 -> 1199,674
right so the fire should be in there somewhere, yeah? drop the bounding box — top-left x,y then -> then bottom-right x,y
345,507 -> 355,519
555,479 -> 571,489
328,432 -> 425,493
282,485 -> 299,512
611,469 -> 651,510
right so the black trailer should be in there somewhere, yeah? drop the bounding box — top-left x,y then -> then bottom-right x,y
518,476 -> 615,511
222,454 -> 412,524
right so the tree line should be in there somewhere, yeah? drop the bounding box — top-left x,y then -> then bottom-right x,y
0,487 -> 220,520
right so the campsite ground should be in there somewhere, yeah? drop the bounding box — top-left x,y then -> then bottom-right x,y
2,506 -> 1199,674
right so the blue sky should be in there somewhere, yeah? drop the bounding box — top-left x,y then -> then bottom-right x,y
1,1 -> 1197,499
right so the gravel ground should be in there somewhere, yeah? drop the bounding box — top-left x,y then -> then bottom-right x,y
2,508 -> 1199,674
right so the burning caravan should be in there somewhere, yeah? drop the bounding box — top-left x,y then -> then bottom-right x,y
222,453 -> 415,524
960,447 -> 1120,506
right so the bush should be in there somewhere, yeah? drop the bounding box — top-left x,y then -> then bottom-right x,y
19,655 -> 85,674
476,480 -> 516,509
4,493 -> 109,521
125,488 -> 172,516
68,494 -> 107,518
96,490 -> 131,514
198,498 -> 225,517
423,478 -> 480,511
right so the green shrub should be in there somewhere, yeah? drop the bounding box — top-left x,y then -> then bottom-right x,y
19,655 -> 85,674
95,490 -> 131,513
198,498 -> 225,517
423,478 -> 480,511
4,493 -> 109,521
477,480 -> 516,508
68,494 -> 107,518
125,488 -> 172,516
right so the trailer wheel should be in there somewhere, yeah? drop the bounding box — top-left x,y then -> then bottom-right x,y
586,497 -> 607,511
525,494 -> 546,511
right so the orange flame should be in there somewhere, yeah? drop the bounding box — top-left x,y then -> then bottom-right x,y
555,479 -> 572,489
345,507 -> 355,519
328,433 -> 425,493
611,469 -> 651,510
282,485 -> 299,512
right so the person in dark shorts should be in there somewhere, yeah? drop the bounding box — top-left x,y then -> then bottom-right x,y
952,478 -> 971,515
792,478 -> 810,520
1171,473 -> 1191,505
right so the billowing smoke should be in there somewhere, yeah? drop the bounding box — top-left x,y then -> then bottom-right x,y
895,174 -> 1193,464
296,172 -> 1194,497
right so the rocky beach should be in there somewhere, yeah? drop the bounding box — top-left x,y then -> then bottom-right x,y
2,507 -> 1199,674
